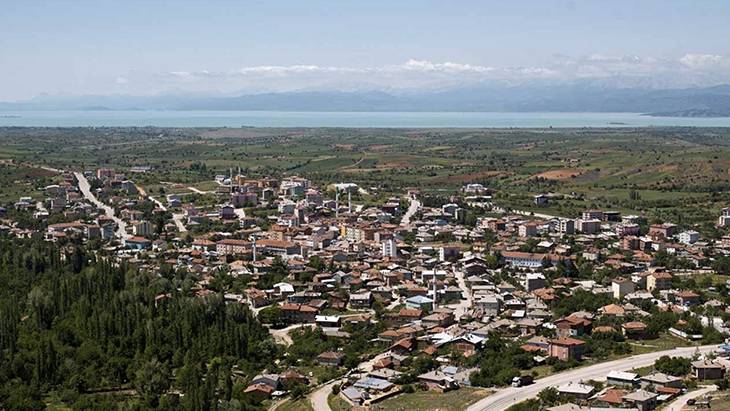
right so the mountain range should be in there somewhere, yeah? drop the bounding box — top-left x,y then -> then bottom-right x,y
3,83 -> 730,117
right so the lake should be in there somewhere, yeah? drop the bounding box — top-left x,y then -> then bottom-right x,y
2,110 -> 730,128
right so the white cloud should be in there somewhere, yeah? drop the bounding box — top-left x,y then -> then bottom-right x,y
141,54 -> 730,94
679,53 -> 727,69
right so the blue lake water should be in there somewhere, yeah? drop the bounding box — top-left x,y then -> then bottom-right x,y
2,110 -> 730,128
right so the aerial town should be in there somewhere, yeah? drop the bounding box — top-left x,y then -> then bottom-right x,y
3,162 -> 730,411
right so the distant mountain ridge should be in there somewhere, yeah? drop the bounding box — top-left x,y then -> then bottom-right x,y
4,83 -> 730,116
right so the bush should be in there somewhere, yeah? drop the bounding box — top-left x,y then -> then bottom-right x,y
654,356 -> 691,376
402,384 -> 415,393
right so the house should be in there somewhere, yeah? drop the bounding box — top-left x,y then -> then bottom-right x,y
548,337 -> 585,361
678,230 -> 700,245
390,337 -> 415,356
640,372 -> 683,389
421,311 -> 455,328
606,370 -> 639,387
250,373 -> 281,390
349,291 -> 373,309
622,321 -> 648,339
692,359 -> 725,380
124,236 -> 151,250
405,295 -> 434,312
534,194 -> 549,206
524,273 -> 547,292
622,389 -> 658,411
220,204 -> 236,220
440,334 -> 485,357
316,351 -> 345,367
243,383 -> 273,402
612,277 -> 635,300
417,370 -> 458,391
280,303 -> 318,323
519,222 -> 538,238
353,376 -> 394,393
279,369 -> 309,387
315,315 -> 341,328
342,386 -> 365,405
245,288 -> 269,308
555,316 -> 592,337
674,290 -> 700,306
192,239 -> 216,252
646,272 -> 672,292
595,388 -> 629,407
649,223 -> 677,240
557,382 -> 594,400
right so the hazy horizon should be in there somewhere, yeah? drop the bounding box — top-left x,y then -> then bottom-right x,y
3,0 -> 730,102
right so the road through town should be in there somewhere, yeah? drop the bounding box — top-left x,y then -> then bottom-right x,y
74,172 -> 131,240
467,344 -> 717,411
400,197 -> 420,226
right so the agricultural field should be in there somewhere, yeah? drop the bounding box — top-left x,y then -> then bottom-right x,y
2,126 -> 730,231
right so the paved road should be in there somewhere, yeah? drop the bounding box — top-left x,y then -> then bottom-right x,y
309,351 -> 391,411
491,205 -> 560,220
449,267 -> 473,320
400,197 -> 420,226
148,196 -> 167,211
466,344 -> 718,411
310,380 -> 338,411
665,385 -> 717,411
269,323 -> 314,346
149,195 -> 187,233
75,172 -> 131,240
188,186 -> 212,195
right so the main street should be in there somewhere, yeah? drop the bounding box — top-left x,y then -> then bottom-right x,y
400,196 -> 421,226
467,344 -> 718,411
74,172 -> 131,240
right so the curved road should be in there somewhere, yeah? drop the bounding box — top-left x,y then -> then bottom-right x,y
467,344 -> 717,411
310,352 -> 390,411
664,385 -> 717,411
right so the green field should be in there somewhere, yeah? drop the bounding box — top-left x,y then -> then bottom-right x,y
371,387 -> 490,411
2,126 -> 730,232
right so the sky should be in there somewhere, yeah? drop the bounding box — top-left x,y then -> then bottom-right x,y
2,0 -> 730,101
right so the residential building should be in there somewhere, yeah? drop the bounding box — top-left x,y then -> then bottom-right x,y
612,277 -> 635,300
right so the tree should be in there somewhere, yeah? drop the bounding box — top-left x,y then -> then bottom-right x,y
258,306 -> 284,327
654,356 -> 691,376
712,256 -> 730,275
134,358 -> 170,407
538,387 -> 559,406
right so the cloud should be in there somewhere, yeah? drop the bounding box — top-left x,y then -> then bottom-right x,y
139,54 -> 730,94
679,53 -> 728,69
